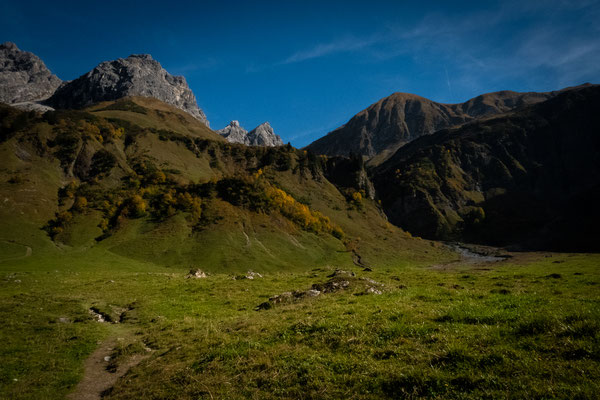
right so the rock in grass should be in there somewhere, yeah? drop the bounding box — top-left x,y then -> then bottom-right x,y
255,289 -> 322,311
360,277 -> 383,286
246,270 -> 263,279
234,270 -> 263,280
255,301 -> 272,311
366,287 -> 383,295
186,269 -> 208,279
256,272 -> 385,311
327,269 -> 355,278
270,292 -> 293,305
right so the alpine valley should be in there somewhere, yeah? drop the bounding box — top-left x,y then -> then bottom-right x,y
1,42 -> 599,400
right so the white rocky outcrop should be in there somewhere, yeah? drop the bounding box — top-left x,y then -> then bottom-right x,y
216,120 -> 284,147
0,42 -> 62,104
247,122 -> 284,147
216,120 -> 249,143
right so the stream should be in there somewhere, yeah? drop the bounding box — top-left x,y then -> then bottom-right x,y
446,242 -> 510,263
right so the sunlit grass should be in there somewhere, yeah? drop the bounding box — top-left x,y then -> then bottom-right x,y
1,250 -> 598,399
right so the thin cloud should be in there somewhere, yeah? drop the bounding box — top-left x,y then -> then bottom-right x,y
273,1 -> 598,98
280,35 -> 381,65
395,2 -> 600,95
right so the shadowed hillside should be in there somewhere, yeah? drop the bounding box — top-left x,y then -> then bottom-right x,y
373,85 -> 600,251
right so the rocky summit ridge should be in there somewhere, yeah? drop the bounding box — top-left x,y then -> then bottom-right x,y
46,53 -> 209,126
0,42 -> 62,105
305,89 -> 557,161
0,43 -> 292,141
217,120 -> 283,147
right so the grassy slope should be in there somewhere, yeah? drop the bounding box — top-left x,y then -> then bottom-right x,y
0,99 -> 448,273
86,97 -> 222,141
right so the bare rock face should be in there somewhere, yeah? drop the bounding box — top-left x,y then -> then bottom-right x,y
216,120 -> 249,143
247,122 -> 284,147
217,121 -> 283,147
46,54 -> 209,126
0,42 -> 62,104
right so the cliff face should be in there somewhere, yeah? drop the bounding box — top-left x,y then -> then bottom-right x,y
46,54 -> 209,126
0,42 -> 62,104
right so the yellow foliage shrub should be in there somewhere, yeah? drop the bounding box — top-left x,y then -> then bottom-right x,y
127,194 -> 147,217
265,186 -> 344,239
73,196 -> 88,211
99,218 -> 109,231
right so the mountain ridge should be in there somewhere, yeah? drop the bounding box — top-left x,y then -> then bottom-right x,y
372,84 -> 600,251
305,87 -> 569,162
45,54 -> 210,126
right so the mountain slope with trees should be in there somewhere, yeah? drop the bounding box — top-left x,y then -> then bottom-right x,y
372,84 -> 600,251
0,97 -> 447,272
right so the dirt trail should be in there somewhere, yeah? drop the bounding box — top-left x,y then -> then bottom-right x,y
67,337 -> 148,400
351,249 -> 371,269
0,240 -> 32,263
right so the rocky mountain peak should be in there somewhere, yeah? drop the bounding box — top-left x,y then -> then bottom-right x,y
247,122 -> 284,147
216,121 -> 283,147
216,120 -> 249,144
46,53 -> 209,126
1,42 -> 18,51
0,42 -> 62,104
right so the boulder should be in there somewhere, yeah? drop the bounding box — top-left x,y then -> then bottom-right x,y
186,269 -> 207,279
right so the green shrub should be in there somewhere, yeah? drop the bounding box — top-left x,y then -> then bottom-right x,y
90,149 -> 117,177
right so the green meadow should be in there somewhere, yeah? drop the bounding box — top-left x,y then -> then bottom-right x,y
1,244 -> 599,399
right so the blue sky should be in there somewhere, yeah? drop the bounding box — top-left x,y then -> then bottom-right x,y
2,0 -> 599,146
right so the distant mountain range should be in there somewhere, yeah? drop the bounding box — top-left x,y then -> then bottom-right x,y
1,42 -> 598,252
0,42 -> 284,147
305,88 -> 567,164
